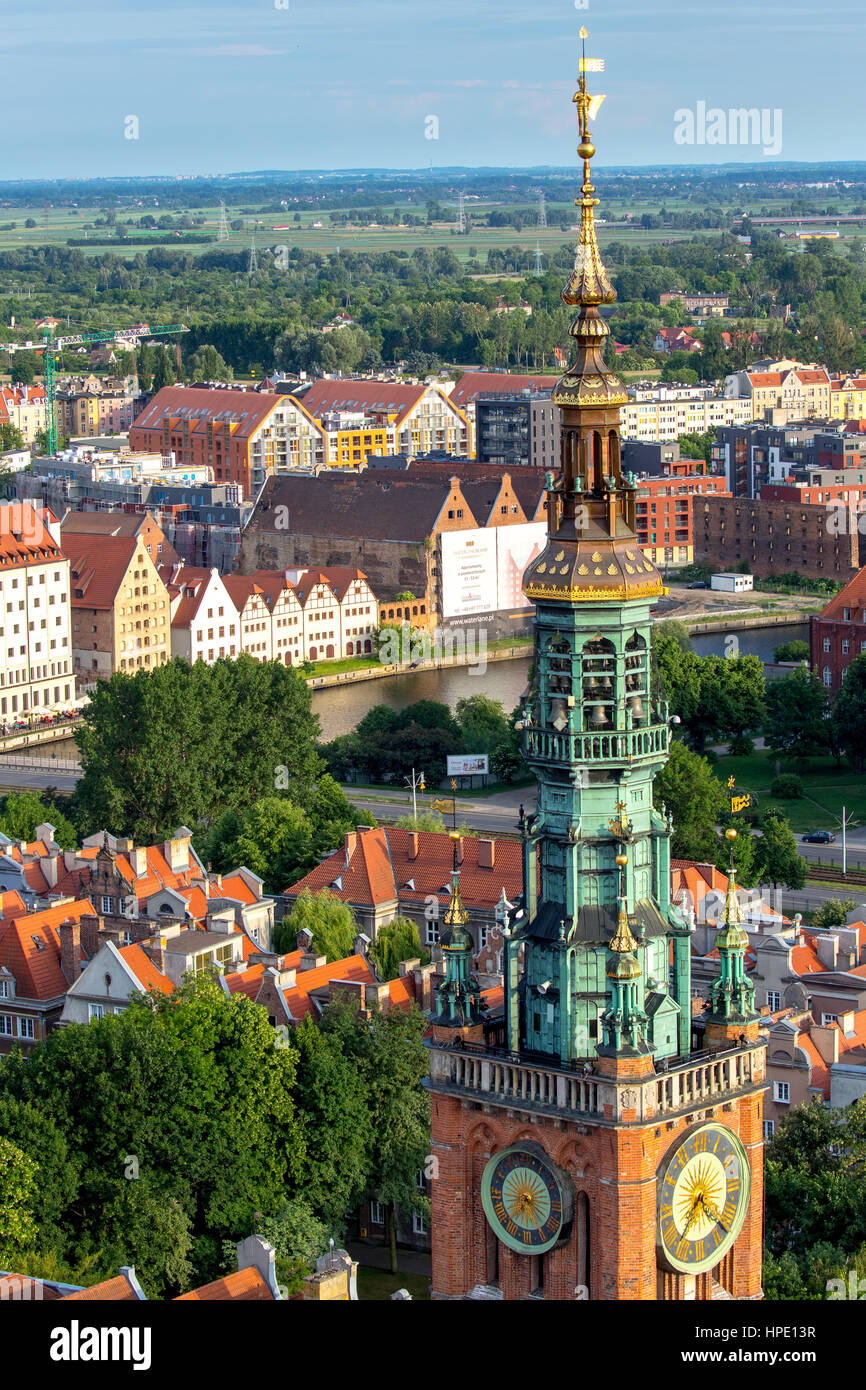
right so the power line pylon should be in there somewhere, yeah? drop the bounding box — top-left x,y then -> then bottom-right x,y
538,190 -> 547,229
218,201 -> 230,241
247,227 -> 259,279
457,191 -> 466,234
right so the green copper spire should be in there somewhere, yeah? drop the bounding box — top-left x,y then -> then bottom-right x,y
431,833 -> 486,1029
707,830 -> 757,1023
599,854 -> 650,1055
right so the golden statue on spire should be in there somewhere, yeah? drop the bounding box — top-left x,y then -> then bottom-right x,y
562,28 -> 616,308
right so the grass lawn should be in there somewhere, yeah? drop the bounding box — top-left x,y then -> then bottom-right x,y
357,1267 -> 431,1301
306,655 -> 379,679
714,748 -> 866,834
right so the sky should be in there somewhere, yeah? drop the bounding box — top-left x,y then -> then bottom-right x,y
2,0 -> 864,179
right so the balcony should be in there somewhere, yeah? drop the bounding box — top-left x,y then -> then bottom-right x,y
523,720 -> 670,767
426,1038 -> 764,1126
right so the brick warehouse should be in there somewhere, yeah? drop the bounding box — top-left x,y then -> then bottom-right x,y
425,49 -> 766,1302
695,492 -> 861,581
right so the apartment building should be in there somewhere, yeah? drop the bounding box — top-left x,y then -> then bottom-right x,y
621,385 -> 754,442
0,501 -> 75,718
659,292 -> 730,314
634,473 -> 731,568
475,390 -> 561,471
62,530 -> 171,684
222,576 -> 274,662
724,362 -> 832,420
294,379 -> 471,460
810,568 -> 866,691
130,386 -> 327,497
0,386 -> 49,445
160,564 -> 240,663
58,383 -> 139,438
318,411 -> 397,467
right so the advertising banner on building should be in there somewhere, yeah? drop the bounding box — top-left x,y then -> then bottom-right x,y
496,522 -> 546,610
440,528 -> 498,618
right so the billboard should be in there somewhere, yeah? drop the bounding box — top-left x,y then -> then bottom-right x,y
440,529 -> 498,619
496,522 -> 546,610
447,755 -> 489,776
440,523 -> 547,620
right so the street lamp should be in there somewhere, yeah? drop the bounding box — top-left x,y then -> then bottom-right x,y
405,767 -> 425,822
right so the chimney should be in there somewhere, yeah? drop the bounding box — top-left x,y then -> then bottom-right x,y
407,831 -> 419,862
58,920 -> 82,984
815,933 -> 838,969
354,932 -> 371,958
163,830 -> 190,873
142,937 -> 165,972
299,952 -> 327,972
79,914 -> 105,961
478,838 -> 495,869
295,926 -> 314,952
268,965 -> 297,990
344,830 -> 357,866
811,1024 -> 840,1066
130,846 -> 147,878
42,852 -> 60,890
34,822 -> 56,851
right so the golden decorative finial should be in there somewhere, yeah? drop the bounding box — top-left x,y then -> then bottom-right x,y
727,776 -> 736,791
610,897 -> 638,953
562,26 -> 615,309
443,871 -> 469,930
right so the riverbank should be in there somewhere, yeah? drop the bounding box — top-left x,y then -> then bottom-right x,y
307,642 -> 531,690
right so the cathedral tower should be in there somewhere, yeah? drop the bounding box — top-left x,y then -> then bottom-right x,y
426,33 -> 766,1301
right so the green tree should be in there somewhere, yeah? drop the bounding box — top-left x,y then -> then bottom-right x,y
187,344 -> 232,381
150,345 -> 176,391
455,694 -> 510,758
321,1001 -> 430,1273
202,798 -> 315,894
764,1100 -> 866,1263
370,917 -> 430,981
0,1097 -> 80,1258
10,357 -> 35,386
221,1200 -> 327,1295
812,898 -> 855,929
73,656 -> 321,840
0,1136 -> 38,1267
755,813 -> 807,890
773,639 -> 809,663
831,654 -> 866,771
276,888 -> 356,961
0,423 -> 25,453
0,791 -> 77,850
653,739 -> 726,861
764,667 -> 830,760
288,1020 -> 372,1230
99,1175 -> 193,1299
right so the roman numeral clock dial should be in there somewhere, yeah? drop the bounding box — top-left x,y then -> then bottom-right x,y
657,1124 -> 750,1275
481,1145 -> 574,1255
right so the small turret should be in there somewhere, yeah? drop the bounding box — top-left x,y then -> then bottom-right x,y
705,830 -> 760,1048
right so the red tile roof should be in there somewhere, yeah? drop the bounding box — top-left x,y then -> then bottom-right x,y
0,501 -> 64,571
62,1274 -> 141,1301
132,386 -> 285,442
449,372 -> 558,409
294,379 -> 427,425
175,1267 -> 275,1301
117,943 -> 173,994
286,828 -> 522,913
0,899 -> 97,999
283,954 -> 374,1022
62,533 -> 139,610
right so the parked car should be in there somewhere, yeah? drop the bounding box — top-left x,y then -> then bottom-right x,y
802,830 -> 836,843
687,581 -> 708,589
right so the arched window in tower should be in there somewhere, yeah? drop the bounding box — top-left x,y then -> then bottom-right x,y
624,631 -> 648,728
581,636 -> 615,731
576,1191 -> 590,1295
591,430 -> 604,491
608,430 -> 621,480
545,635 -> 573,732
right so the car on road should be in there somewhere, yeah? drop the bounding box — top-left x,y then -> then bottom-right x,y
802,830 -> 836,843
686,581 -> 708,589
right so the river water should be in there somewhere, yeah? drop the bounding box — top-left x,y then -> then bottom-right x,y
31,622 -> 809,754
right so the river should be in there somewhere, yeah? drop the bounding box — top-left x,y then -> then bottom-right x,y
29,622 -> 809,753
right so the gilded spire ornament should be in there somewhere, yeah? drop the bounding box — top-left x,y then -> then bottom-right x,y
562,28 -> 616,309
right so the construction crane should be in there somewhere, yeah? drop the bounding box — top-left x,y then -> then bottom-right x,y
10,322 -> 188,455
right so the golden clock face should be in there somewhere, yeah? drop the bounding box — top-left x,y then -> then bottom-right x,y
481,1144 -> 573,1255
657,1123 -> 750,1275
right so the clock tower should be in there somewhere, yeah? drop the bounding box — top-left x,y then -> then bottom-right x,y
426,34 -> 766,1301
